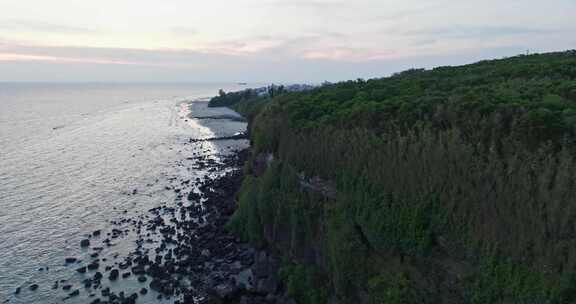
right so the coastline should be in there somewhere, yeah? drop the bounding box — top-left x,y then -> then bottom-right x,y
182,100 -> 292,304
5,98 -> 289,304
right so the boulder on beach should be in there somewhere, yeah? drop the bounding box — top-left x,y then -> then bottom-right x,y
65,257 -> 77,263
109,269 -> 119,280
87,262 -> 99,270
212,283 -> 240,300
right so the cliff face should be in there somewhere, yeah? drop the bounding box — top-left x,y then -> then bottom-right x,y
218,51 -> 576,304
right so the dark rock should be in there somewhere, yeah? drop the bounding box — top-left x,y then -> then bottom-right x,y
284,298 -> 297,304
137,276 -> 147,283
69,289 -> 80,297
149,279 -> 162,291
29,284 -> 39,291
252,252 -> 272,279
93,272 -> 103,280
139,288 -> 148,295
65,257 -> 77,263
240,296 -> 265,304
119,260 -> 132,269
125,293 -> 138,304
132,266 -> 146,275
212,283 -> 239,300
183,291 -> 195,303
76,266 -> 87,273
109,269 -> 119,280
80,239 -> 91,247
83,279 -> 93,288
14,287 -> 21,294
62,284 -> 72,290
87,262 -> 99,270
256,276 -> 278,294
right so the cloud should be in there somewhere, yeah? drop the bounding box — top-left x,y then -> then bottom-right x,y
169,27 -> 198,36
0,32 -> 402,69
199,37 -> 284,55
197,34 -> 328,56
0,42 -> 559,83
0,39 -> 231,67
0,20 -> 98,33
272,0 -> 352,9
302,47 -> 397,61
401,26 -> 559,39
0,53 -> 146,65
374,3 -> 449,21
410,39 -> 437,46
209,34 -> 396,62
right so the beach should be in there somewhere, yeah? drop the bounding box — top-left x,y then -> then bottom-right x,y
0,83 -> 272,303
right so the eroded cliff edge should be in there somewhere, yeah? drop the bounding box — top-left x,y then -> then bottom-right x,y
217,51 -> 576,304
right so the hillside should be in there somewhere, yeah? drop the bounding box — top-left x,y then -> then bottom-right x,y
211,51 -> 576,304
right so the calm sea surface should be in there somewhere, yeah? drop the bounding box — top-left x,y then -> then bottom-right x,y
0,83 -> 250,303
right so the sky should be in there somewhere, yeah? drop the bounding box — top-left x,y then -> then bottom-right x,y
0,0 -> 574,83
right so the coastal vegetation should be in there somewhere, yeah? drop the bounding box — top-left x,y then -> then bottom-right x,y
211,50 -> 576,303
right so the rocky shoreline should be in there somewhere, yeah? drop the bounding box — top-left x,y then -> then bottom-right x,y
10,104 -> 292,304
75,149 -> 292,304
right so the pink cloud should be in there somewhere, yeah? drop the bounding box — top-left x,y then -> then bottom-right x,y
0,40 -> 223,67
302,48 -> 398,61
0,52 -> 145,65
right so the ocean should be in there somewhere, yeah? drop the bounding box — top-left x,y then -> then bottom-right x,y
0,83 -> 250,303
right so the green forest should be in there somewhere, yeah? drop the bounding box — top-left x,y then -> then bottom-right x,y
211,51 -> 576,303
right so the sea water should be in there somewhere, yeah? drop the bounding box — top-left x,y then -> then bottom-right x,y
0,83 -> 250,303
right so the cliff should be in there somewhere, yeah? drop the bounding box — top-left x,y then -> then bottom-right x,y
213,51 -> 576,304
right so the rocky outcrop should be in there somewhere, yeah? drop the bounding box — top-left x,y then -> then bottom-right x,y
298,173 -> 337,199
